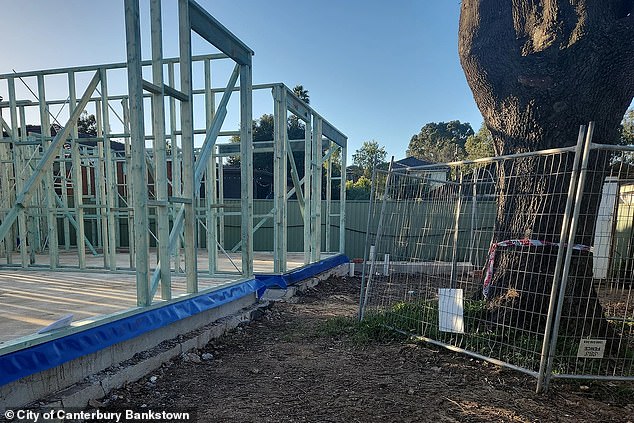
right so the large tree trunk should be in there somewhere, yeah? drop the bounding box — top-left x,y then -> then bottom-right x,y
459,1 -> 634,352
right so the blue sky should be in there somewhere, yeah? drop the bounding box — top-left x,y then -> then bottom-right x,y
0,0 -> 483,161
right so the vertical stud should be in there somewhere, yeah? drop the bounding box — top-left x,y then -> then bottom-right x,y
125,0 -> 151,306
69,71 -> 86,269
151,0 -> 172,298
273,86 -> 288,272
204,58 -> 218,275
38,74 -> 59,268
100,69 -> 118,270
311,114 -> 323,262
240,63 -> 254,277
325,141 -> 332,253
179,0 -> 198,292
339,143 -> 347,254
303,117 -> 312,264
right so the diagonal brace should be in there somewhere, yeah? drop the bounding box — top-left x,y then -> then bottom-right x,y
53,194 -> 99,256
0,71 -> 101,242
286,138 -> 305,211
149,64 -> 240,298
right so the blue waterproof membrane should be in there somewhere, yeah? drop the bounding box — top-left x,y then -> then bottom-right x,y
0,279 -> 263,386
0,255 -> 348,387
256,254 -> 349,290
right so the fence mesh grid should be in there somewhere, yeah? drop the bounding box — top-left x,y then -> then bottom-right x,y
360,144 -> 634,385
550,146 -> 634,379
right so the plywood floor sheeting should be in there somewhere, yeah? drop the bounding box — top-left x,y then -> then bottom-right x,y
0,250 -> 336,344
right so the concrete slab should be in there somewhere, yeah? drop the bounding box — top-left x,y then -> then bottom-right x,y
0,263 -> 348,411
0,294 -> 258,410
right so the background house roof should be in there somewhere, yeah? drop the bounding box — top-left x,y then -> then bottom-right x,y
393,156 -> 450,171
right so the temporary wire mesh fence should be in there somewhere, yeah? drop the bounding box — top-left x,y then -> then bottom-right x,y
359,129 -> 634,391
548,144 -> 634,382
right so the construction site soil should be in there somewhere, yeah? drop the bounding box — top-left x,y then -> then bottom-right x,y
96,276 -> 634,422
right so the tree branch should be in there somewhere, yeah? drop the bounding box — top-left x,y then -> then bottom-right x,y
459,1 -> 517,60
459,1 -> 521,108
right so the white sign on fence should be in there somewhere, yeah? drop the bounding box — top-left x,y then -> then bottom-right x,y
438,288 -> 464,334
577,339 -> 607,358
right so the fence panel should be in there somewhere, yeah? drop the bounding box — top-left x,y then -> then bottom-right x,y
547,145 -> 634,384
360,136 -> 634,390
360,147 -> 585,381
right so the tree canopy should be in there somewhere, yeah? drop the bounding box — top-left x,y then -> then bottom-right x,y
228,84 -> 311,169
288,85 -> 310,137
406,120 -> 474,163
352,140 -> 387,178
228,114 -> 288,170
253,114 -> 275,142
77,111 -> 97,136
345,176 -> 372,200
465,123 -> 495,159
621,108 -> 634,145
292,85 -> 309,104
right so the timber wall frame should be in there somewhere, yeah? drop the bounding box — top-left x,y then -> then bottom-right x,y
0,0 -> 256,305
0,0 -> 347,352
215,84 -> 348,273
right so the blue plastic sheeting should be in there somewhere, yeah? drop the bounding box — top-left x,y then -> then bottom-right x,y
256,254 -> 349,291
0,279 -> 263,387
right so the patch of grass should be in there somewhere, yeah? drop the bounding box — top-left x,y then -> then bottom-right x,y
317,316 -> 358,338
350,298 -> 634,378
364,300 -> 547,371
316,315 -> 407,345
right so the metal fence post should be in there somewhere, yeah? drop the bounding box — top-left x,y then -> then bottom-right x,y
358,167 -> 378,320
450,170 -> 464,289
541,123 -> 595,392
360,158 -> 395,319
535,125 -> 587,393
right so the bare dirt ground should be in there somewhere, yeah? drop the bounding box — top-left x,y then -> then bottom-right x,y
99,276 -> 634,423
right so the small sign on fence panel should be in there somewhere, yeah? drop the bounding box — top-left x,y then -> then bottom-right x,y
577,339 -> 607,358
438,288 -> 464,334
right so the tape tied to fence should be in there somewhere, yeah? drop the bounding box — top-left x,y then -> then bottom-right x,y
482,239 -> 592,299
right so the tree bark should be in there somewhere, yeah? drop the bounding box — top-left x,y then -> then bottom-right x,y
459,1 -> 634,352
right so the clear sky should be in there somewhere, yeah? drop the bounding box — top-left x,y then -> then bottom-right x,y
0,0 -> 483,161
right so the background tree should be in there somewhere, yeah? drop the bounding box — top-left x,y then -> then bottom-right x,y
324,148 -> 342,177
289,85 -> 310,139
352,140 -> 387,178
292,85 -> 309,104
228,84 -> 311,169
620,108 -> 634,145
465,123 -> 495,160
346,165 -> 364,183
77,111 -> 97,136
227,87 -> 313,198
287,116 -> 306,141
345,176 -> 372,200
459,1 -> 634,350
228,114 -> 276,169
406,121 -> 474,163
226,135 -> 241,166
